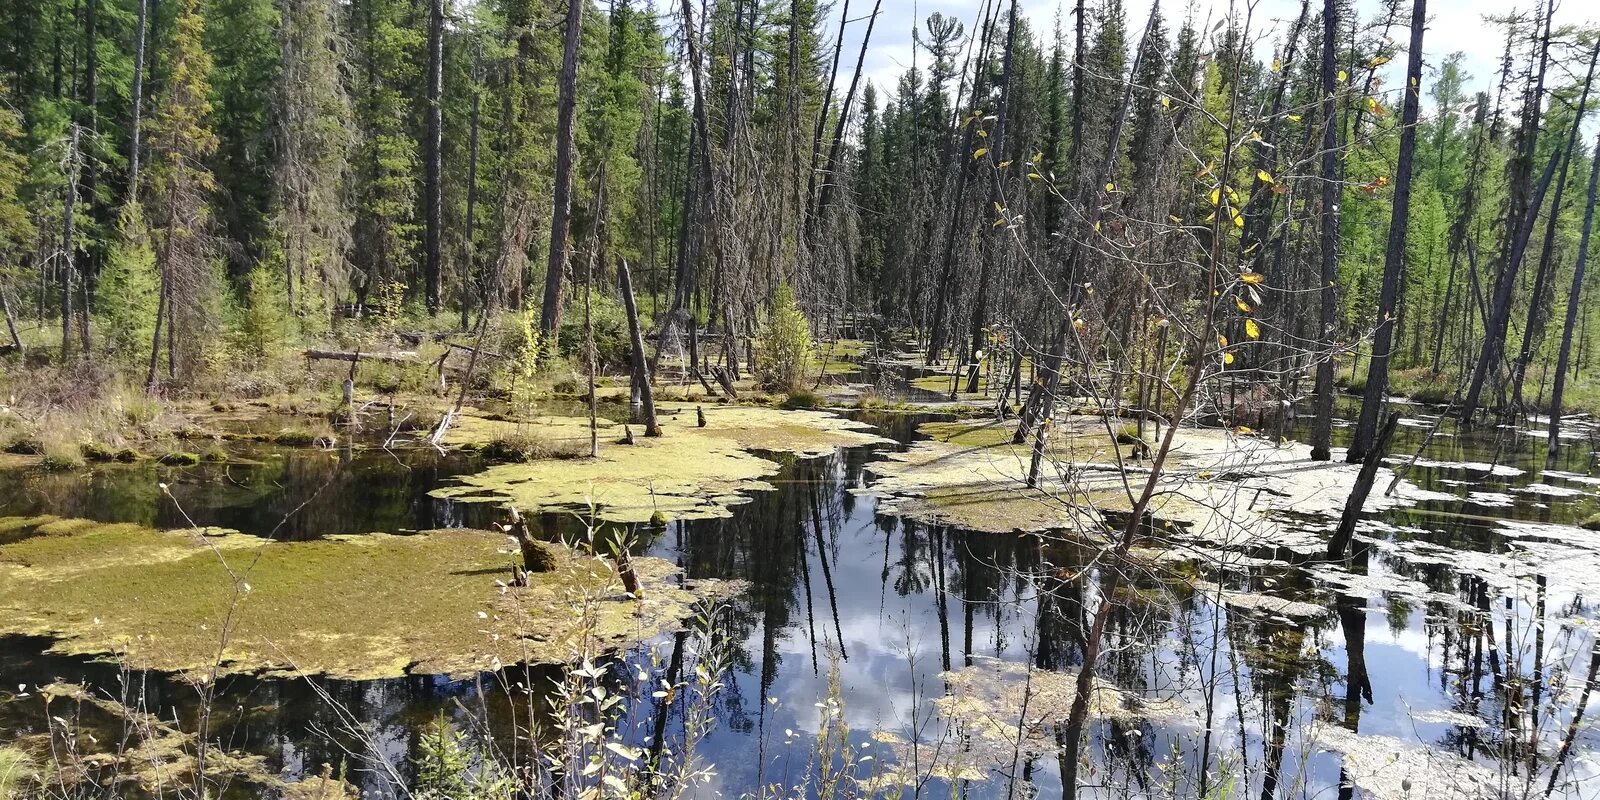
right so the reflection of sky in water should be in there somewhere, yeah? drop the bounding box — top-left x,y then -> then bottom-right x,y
3,399 -> 1600,797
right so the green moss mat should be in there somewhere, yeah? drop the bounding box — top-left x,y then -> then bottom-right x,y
0,516 -> 733,680
434,404 -> 887,523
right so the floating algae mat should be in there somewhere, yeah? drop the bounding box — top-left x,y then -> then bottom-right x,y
0,515 -> 732,680
432,404 -> 888,523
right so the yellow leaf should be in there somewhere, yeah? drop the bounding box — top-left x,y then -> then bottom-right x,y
1257,169 -> 1275,184
998,159 -> 1012,168
1072,318 -> 1086,331
1236,425 -> 1254,434
1368,55 -> 1391,68
1231,208 -> 1244,228
1250,130 -> 1263,142
1235,297 -> 1251,313
1093,221 -> 1102,232
1287,114 -> 1302,122
1160,95 -> 1171,109
1240,272 -> 1266,285
1244,319 -> 1260,339
1027,172 -> 1042,180
1338,69 -> 1348,82
1168,214 -> 1183,224
1196,162 -> 1214,179
1032,152 -> 1044,164
1218,334 -> 1229,348
993,201 -> 1003,213
1223,352 -> 1235,365
1272,59 -> 1281,73
977,129 -> 989,138
994,217 -> 1006,227
972,148 -> 988,159
1209,187 -> 1221,206
1105,182 -> 1116,192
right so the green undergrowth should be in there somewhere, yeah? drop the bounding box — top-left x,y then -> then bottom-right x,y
0,515 -> 733,680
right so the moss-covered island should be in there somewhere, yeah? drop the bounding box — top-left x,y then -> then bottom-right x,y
0,515 -> 733,680
432,403 -> 889,523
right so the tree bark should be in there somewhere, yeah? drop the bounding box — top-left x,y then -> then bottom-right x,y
127,0 -> 148,197
1460,147 -> 1562,421
1509,41 -> 1599,407
1547,132 -> 1600,457
619,259 -> 661,436
539,0 -> 584,353
422,0 -> 444,315
1310,0 -> 1340,461
59,124 -> 81,359
1329,414 -> 1400,558
1347,0 -> 1425,462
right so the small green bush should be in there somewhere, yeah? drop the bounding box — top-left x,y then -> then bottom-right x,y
782,388 -> 823,409
755,284 -> 813,393
158,451 -> 201,466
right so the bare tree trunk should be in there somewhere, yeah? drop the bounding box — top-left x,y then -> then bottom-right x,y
1460,147 -> 1562,421
1330,414 -> 1400,558
965,0 -> 1020,393
1,285 -> 22,352
127,0 -> 148,197
461,45 -> 482,330
539,0 -> 584,353
422,0 -> 444,315
59,124 -> 81,360
1347,0 -> 1425,462
1510,41 -> 1599,407
77,0 -> 97,354
619,259 -> 661,436
810,0 -> 881,233
1547,131 -> 1600,457
1310,0 -> 1340,461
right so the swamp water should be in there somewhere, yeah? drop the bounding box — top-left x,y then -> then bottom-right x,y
2,399 -> 1599,799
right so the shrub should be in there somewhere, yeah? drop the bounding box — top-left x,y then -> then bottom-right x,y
755,283 -> 813,393
480,431 -> 587,462
782,388 -> 823,409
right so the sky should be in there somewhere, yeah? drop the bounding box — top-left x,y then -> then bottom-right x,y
824,0 -> 1600,109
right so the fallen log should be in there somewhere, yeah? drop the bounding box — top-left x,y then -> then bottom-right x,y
303,349 -> 419,365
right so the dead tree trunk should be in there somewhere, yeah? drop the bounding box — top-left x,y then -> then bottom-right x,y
619,259 -> 661,436
1347,0 -> 1426,462
1460,148 -> 1562,422
1329,414 -> 1400,558
128,0 -> 149,196
1509,41 -> 1599,407
60,124 -> 81,360
1547,132 -> 1600,457
1310,0 -> 1340,461
422,0 -> 444,315
538,0 -> 584,353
